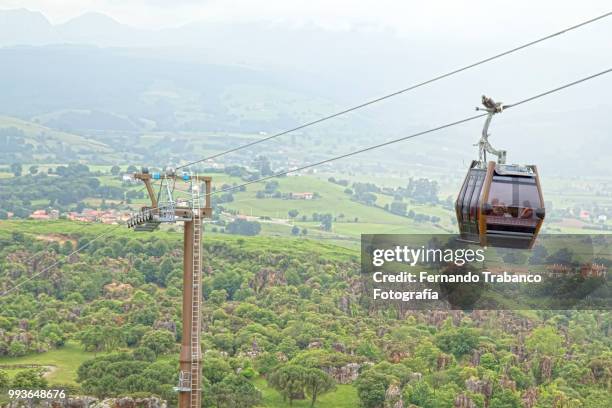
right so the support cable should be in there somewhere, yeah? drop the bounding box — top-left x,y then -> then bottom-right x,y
0,185 -> 149,297
2,67 -> 610,297
0,223 -> 124,297
176,11 -> 612,170
208,68 -> 612,196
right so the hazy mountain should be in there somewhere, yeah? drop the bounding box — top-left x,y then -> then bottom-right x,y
0,8 -> 57,45
55,12 -> 144,45
0,8 -> 610,175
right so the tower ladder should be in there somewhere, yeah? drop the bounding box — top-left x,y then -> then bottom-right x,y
190,175 -> 203,408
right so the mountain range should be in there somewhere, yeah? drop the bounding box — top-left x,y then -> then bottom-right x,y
0,8 -> 610,175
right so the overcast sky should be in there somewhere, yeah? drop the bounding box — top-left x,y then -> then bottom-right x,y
0,0 -> 610,36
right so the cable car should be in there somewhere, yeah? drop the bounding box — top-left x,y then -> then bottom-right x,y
455,96 -> 545,249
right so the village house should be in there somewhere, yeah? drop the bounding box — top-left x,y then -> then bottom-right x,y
291,192 -> 314,200
28,209 -> 59,221
122,173 -> 137,184
29,209 -> 50,220
66,209 -> 127,224
544,263 -> 573,277
580,263 -> 607,278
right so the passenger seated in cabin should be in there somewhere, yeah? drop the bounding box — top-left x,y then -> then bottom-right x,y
491,198 -> 507,216
520,200 -> 534,219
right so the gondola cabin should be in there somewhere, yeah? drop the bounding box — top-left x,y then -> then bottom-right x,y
456,161 -> 545,249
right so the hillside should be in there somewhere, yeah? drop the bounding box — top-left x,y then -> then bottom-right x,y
0,220 -> 610,407
0,115 -> 117,164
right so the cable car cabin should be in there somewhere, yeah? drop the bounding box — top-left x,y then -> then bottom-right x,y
456,161 -> 545,249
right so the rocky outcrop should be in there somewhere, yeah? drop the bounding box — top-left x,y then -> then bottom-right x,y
470,349 -> 481,366
389,350 -> 409,363
104,398 -> 166,408
322,363 -> 361,384
103,282 -> 134,299
249,268 -> 286,292
332,342 -> 346,353
242,339 -> 261,358
454,394 -> 477,408
384,381 -> 404,408
465,377 -> 493,399
499,376 -> 516,391
409,372 -> 423,382
338,296 -> 350,314
437,354 -> 453,370
539,356 -> 553,382
153,317 -> 177,337
521,388 -> 538,408
4,397 -> 166,408
308,341 -> 323,349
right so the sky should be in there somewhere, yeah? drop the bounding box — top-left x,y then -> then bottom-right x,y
0,0 -> 610,36
0,1 -> 610,174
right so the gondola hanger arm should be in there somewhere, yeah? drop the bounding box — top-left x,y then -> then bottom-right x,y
475,95 -> 507,165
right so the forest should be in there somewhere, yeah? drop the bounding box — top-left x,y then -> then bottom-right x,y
0,221 -> 610,407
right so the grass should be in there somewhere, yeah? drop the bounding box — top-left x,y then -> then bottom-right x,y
0,219 -> 359,263
220,174 -> 447,239
0,116 -> 113,154
0,341 -> 99,385
254,377 -> 359,408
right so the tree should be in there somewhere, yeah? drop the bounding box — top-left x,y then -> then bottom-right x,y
11,369 -> 48,389
525,326 -> 564,357
355,370 -> 391,408
203,356 -> 232,384
320,213 -> 333,231
355,192 -> 377,205
583,390 -> 612,408
79,325 -> 124,353
291,225 -> 300,235
10,162 -> 22,177
110,165 -> 121,175
227,219 -> 261,236
435,327 -> 479,358
212,270 -> 243,299
546,248 -> 574,265
288,209 -> 299,219
264,181 -> 279,194
29,165 -> 38,175
8,341 -> 26,357
61,240 -> 74,255
489,389 -> 521,408
209,289 -> 228,306
269,364 -> 307,406
253,156 -> 273,176
141,330 -> 175,355
303,368 -> 336,407
406,177 -> 439,203
79,326 -> 106,352
0,369 -> 9,390
390,201 -> 407,216
40,323 -> 66,347
404,380 -> 434,407
211,374 -> 262,408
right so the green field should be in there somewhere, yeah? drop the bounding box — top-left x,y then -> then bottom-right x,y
254,377 -> 359,408
218,175 -> 447,242
0,116 -> 116,161
0,341 -> 99,385
0,339 -> 359,407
